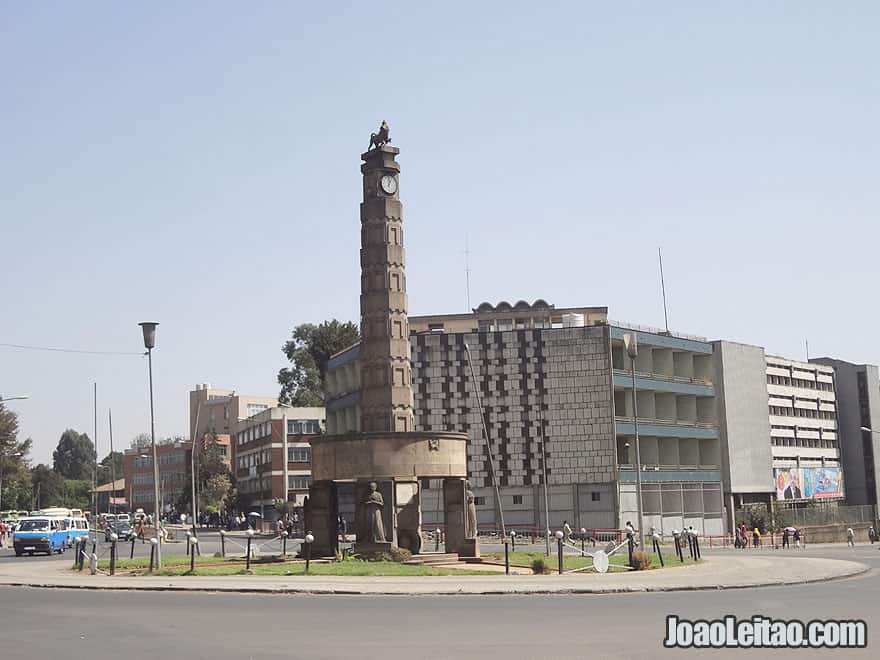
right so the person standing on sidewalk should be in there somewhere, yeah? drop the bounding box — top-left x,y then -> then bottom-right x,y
847,527 -> 855,547
0,519 -> 6,547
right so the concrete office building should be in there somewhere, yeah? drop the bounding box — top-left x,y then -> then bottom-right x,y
233,405 -> 325,518
326,302 -> 725,534
713,342 -> 844,528
811,358 -> 880,507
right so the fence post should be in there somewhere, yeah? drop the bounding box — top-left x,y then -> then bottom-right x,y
190,537 -> 198,573
555,531 -> 564,574
245,529 -> 254,571
109,533 -> 118,576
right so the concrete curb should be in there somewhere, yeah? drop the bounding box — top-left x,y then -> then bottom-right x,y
0,558 -> 869,596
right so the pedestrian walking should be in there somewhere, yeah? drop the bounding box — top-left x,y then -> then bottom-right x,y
0,520 -> 6,548
847,527 -> 855,547
793,528 -> 801,549
782,528 -> 789,549
753,527 -> 761,548
869,526 -> 876,544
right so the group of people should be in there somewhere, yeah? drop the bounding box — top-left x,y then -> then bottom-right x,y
734,522 -> 802,549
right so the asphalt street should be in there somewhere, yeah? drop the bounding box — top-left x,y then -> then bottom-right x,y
0,541 -> 877,659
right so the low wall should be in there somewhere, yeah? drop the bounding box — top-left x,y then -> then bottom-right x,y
799,522 -> 874,544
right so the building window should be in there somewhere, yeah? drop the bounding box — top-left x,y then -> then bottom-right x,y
474,496 -> 486,506
247,403 -> 269,418
287,447 -> 311,463
591,492 -> 601,502
513,495 -> 523,505
288,476 -> 312,490
287,419 -> 321,434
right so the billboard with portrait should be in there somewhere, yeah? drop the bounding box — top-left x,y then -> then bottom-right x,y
775,466 -> 843,500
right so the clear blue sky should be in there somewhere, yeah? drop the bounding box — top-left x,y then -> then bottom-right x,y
2,2 -> 877,464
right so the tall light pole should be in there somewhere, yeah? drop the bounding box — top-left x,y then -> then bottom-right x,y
139,321 -> 162,570
623,333 -> 645,551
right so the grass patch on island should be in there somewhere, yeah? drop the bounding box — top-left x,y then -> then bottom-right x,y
90,555 -> 497,577
487,550 -> 701,572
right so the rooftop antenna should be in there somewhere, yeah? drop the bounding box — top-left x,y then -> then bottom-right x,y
806,338 -> 810,361
465,234 -> 472,312
659,248 -> 670,333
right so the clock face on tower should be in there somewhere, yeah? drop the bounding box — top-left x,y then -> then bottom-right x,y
380,174 -> 398,195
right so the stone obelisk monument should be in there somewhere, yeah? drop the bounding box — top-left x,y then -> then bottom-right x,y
306,122 -> 470,557
358,127 -> 414,435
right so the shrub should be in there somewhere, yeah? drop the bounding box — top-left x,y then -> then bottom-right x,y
631,551 -> 652,571
531,556 -> 549,575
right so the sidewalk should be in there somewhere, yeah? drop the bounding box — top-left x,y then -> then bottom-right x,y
0,554 -> 868,595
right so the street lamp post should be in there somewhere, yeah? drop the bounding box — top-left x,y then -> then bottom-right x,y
623,333 -> 646,552
139,321 -> 162,570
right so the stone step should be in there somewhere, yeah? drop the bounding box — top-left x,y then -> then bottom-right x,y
405,553 -> 460,565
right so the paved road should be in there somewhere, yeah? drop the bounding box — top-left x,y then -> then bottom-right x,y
0,542 -> 877,659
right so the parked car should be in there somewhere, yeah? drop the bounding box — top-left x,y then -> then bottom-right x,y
105,520 -> 133,542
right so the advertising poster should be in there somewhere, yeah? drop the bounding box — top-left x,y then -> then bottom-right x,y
775,466 -> 843,500
803,466 -> 843,498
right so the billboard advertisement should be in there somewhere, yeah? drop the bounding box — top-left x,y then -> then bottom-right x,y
775,467 -> 843,500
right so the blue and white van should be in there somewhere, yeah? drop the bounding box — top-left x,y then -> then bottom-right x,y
12,517 -> 67,556
63,517 -> 90,547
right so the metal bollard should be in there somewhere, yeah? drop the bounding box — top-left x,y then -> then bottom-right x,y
220,530 -> 226,558
186,531 -> 191,556
246,529 -> 254,571
504,540 -> 510,575
282,531 -> 288,557
580,528 -> 586,556
89,552 -> 98,575
190,537 -> 198,573
130,535 -> 136,559
149,538 -> 158,573
555,531 -> 564,574
304,532 -> 314,574
72,537 -> 81,569
77,538 -> 86,572
652,533 -> 664,567
435,528 -> 441,552
109,533 -> 118,576
510,530 -> 516,552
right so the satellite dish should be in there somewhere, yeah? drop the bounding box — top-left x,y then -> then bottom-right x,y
592,550 -> 609,573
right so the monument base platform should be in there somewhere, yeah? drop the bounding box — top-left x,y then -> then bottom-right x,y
458,538 -> 480,559
355,541 -> 394,555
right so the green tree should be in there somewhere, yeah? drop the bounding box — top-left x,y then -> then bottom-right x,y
30,464 -> 64,509
52,429 -> 96,480
175,434 -> 233,515
0,403 -> 33,510
278,320 -> 359,405
97,451 -> 124,486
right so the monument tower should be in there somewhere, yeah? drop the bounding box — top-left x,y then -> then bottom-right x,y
305,122 -> 473,558
358,125 -> 414,434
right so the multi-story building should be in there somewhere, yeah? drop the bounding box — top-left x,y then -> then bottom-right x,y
189,384 -> 277,441
326,301 -> 725,534
122,440 -> 192,516
811,358 -> 880,507
712,343 -> 845,528
765,356 -> 841,502
232,405 -> 325,519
